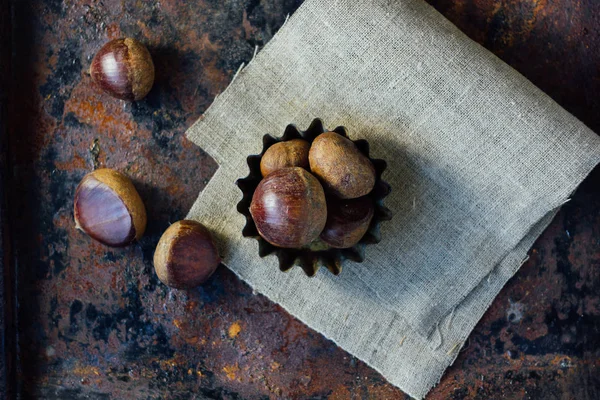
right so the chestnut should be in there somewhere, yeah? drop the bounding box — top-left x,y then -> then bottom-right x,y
320,196 -> 374,248
250,167 -> 327,248
260,139 -> 310,177
153,220 -> 221,289
90,38 -> 155,101
309,132 -> 376,199
74,169 -> 147,247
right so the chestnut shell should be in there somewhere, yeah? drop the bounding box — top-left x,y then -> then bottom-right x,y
250,167 -> 327,248
236,118 -> 392,277
154,220 -> 221,289
74,168 -> 147,247
309,132 -> 376,199
260,139 -> 310,177
320,195 -> 375,249
90,38 -> 155,101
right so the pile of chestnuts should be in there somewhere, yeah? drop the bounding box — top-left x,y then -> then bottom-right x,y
250,131 -> 377,250
73,38 -> 221,290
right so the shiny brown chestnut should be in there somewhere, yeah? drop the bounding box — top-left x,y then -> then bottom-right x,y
153,220 -> 221,289
74,168 -> 147,247
260,139 -> 310,177
250,167 -> 327,248
90,38 -> 155,101
320,196 -> 374,248
309,132 -> 376,199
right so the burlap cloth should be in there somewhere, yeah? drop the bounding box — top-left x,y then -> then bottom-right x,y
185,0 -> 600,397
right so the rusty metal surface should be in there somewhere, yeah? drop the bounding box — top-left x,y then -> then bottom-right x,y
5,0 -> 599,399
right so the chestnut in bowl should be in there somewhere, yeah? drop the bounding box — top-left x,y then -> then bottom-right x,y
250,167 -> 327,248
237,118 -> 392,277
320,196 -> 375,249
309,132 -> 376,199
260,139 -> 310,177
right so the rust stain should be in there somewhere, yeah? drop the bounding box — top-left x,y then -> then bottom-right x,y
198,32 -> 222,53
530,0 -> 549,24
228,321 -> 242,339
72,365 -> 101,377
223,363 -> 239,381
106,22 -> 121,39
159,357 -> 182,370
270,361 -> 280,371
184,300 -> 198,312
328,385 -> 352,399
242,10 -> 255,40
184,336 -> 199,345
55,154 -> 87,170
65,93 -> 136,134
550,355 -> 573,368
166,183 -> 186,198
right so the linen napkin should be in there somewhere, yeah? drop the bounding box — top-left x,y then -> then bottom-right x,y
185,0 -> 600,397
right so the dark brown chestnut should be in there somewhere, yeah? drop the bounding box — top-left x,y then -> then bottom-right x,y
260,139 -> 310,177
74,168 -> 147,247
250,167 -> 327,248
90,38 -> 155,101
320,196 -> 374,248
309,132 -> 376,199
153,220 -> 221,289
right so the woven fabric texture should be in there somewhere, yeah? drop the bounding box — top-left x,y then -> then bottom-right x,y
185,0 -> 600,397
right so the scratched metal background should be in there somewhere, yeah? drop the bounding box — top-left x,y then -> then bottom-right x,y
2,0 -> 599,399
